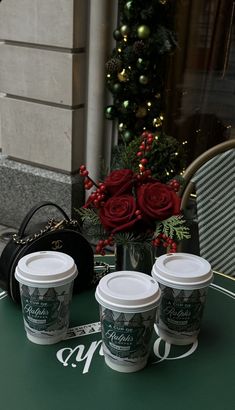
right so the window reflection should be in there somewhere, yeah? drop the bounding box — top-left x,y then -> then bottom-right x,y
165,0 -> 235,165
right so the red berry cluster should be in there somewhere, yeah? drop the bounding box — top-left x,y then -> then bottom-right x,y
152,233 -> 177,253
88,183 -> 107,208
79,165 -> 107,208
79,165 -> 89,177
95,236 -> 114,255
168,178 -> 180,192
136,131 -> 156,179
79,165 -> 93,189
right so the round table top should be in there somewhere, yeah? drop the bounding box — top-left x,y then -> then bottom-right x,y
0,272 -> 234,410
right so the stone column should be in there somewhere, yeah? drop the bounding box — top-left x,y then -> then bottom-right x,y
86,0 -> 117,181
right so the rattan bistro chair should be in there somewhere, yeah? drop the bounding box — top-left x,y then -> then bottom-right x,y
180,139 -> 235,276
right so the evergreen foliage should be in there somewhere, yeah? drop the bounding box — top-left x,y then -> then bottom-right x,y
111,132 -> 186,183
105,0 -> 176,141
155,215 -> 191,241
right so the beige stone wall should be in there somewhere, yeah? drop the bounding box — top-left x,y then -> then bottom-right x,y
0,0 -> 86,48
0,0 -> 87,173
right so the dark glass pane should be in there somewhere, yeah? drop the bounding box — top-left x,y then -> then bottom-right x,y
165,0 -> 235,166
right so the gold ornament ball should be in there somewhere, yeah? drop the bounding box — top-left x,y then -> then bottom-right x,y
137,25 -> 150,39
118,69 -> 128,82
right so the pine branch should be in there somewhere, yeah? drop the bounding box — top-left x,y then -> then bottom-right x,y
76,208 -> 100,225
156,215 -> 191,240
75,207 -> 108,241
154,223 -> 163,238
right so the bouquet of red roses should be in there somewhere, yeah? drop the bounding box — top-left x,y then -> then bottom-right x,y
78,131 -> 190,255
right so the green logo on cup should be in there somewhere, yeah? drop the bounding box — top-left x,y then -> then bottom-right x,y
160,287 -> 207,333
102,309 -> 155,360
22,295 -> 60,331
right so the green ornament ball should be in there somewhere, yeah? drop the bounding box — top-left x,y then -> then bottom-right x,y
139,75 -> 149,85
122,130 -> 133,142
118,122 -> 126,132
121,100 -> 131,110
105,105 -> 116,120
120,100 -> 136,114
120,25 -> 130,37
137,25 -> 150,39
136,58 -> 149,70
124,1 -> 134,18
111,82 -> 122,94
113,29 -> 122,41
118,69 -> 129,82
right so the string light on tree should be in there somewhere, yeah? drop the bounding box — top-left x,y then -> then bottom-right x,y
153,117 -> 162,128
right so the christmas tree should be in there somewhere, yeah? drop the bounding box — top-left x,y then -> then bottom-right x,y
105,0 -> 177,143
104,0 -> 186,182
77,1 -> 191,256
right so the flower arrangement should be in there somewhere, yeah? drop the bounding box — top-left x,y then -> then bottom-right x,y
78,131 -> 190,255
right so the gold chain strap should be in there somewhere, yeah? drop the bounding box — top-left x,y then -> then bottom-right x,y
12,218 -> 79,245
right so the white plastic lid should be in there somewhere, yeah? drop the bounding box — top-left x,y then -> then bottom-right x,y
151,253 -> 213,289
95,271 -> 161,313
15,251 -> 78,288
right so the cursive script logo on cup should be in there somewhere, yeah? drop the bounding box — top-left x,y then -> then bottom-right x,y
164,306 -> 191,320
51,240 -> 63,250
24,304 -> 49,317
105,330 -> 134,344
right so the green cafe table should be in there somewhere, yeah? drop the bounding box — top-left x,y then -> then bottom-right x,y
0,268 -> 234,410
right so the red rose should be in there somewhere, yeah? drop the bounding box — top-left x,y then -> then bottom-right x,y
104,169 -> 134,196
137,182 -> 181,221
99,195 -> 138,233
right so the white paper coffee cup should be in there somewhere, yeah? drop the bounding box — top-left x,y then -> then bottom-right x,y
15,251 -> 78,345
151,253 -> 213,345
95,271 -> 161,373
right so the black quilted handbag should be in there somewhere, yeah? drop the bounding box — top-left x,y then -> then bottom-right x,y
0,202 -> 94,304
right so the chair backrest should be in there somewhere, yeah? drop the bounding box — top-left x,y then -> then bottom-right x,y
180,139 -> 235,276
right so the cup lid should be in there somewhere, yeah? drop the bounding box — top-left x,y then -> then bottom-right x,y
95,271 -> 161,313
151,253 -> 213,289
15,251 -> 78,287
